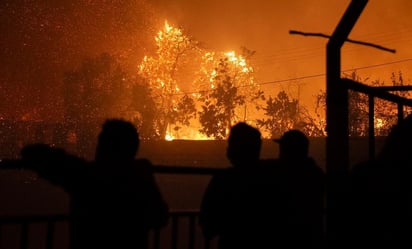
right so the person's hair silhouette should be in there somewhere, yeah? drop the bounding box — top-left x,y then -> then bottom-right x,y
95,119 -> 139,162
274,129 -> 309,160
226,122 -> 262,167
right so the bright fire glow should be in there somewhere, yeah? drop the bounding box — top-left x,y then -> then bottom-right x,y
375,118 -> 384,129
139,21 -> 259,140
165,128 -> 213,140
191,133 -> 213,140
170,127 -> 215,140
164,20 -> 173,33
224,51 -> 251,73
165,133 -> 174,141
199,50 -> 256,91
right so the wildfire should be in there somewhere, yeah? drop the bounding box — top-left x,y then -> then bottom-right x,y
375,118 -> 384,129
155,20 -> 178,42
224,51 -> 251,73
139,20 -> 259,141
191,133 -> 213,140
199,50 -> 256,91
165,129 -> 213,141
165,133 -> 174,141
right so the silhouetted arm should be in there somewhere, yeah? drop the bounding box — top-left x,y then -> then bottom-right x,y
0,143 -> 86,190
0,159 -> 24,169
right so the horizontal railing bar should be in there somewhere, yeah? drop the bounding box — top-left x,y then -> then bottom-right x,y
342,78 -> 412,106
0,211 -> 200,223
0,211 -> 201,249
373,85 -> 412,91
0,215 -> 68,224
169,210 -> 200,217
153,165 -> 225,175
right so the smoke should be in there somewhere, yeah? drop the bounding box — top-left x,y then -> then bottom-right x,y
0,0 -> 156,120
1,0 -> 411,120
148,0 -> 412,116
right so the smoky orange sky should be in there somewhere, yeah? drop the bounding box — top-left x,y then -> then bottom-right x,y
151,0 -> 412,113
1,0 -> 411,121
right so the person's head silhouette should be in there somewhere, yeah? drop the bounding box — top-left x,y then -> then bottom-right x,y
95,119 -> 139,162
226,122 -> 261,167
378,114 -> 412,165
274,129 -> 309,160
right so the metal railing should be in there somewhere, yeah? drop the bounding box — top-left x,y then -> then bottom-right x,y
0,210 -> 202,249
342,78 -> 412,160
0,166 -> 222,249
0,214 -> 68,249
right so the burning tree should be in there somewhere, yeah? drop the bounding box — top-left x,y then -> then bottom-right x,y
256,90 -> 300,138
129,76 -> 158,140
138,21 -> 200,139
256,84 -> 327,138
196,50 -> 263,139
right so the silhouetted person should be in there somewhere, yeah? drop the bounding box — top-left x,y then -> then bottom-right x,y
200,122 -> 283,249
2,119 -> 168,249
273,129 -> 325,249
348,114 -> 412,249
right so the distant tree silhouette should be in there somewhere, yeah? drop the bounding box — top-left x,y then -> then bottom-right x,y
256,90 -> 299,138
315,71 -> 409,136
130,76 -> 159,140
256,90 -> 324,138
63,53 -> 130,155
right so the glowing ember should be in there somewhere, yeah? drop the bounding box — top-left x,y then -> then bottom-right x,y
165,133 -> 174,141
375,118 -> 384,129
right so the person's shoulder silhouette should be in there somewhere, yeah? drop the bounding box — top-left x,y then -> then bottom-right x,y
273,129 -> 325,249
81,118 -> 168,249
200,122 -> 283,249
